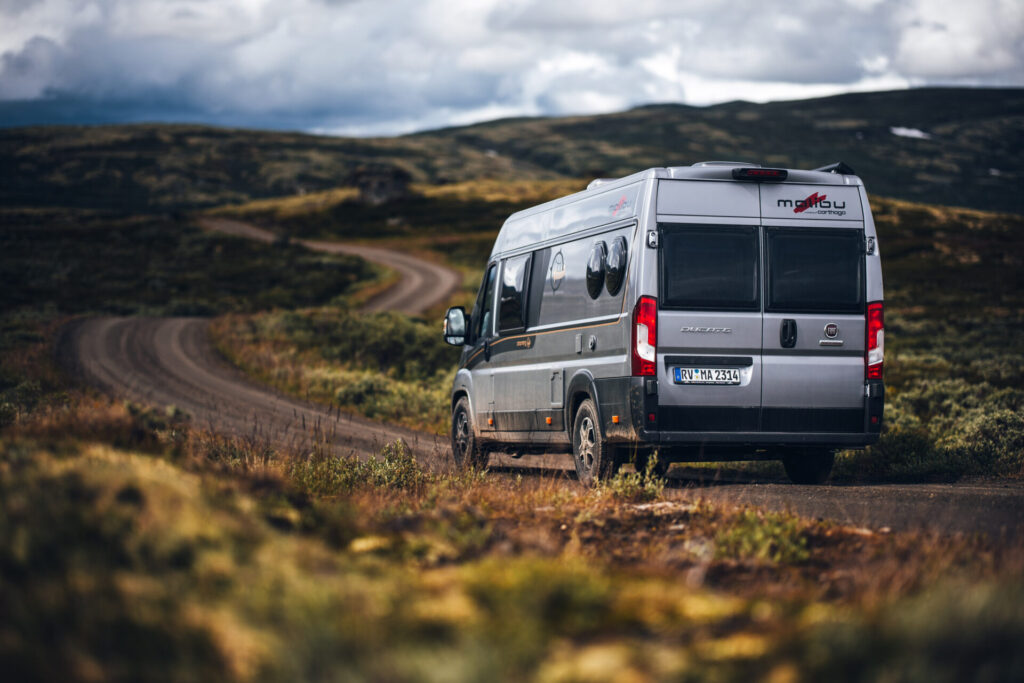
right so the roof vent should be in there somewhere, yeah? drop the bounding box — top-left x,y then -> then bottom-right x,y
587,178 -> 616,190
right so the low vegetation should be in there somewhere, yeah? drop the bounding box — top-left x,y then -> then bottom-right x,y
4,89 -> 1022,213
2,396 -> 1023,680
0,208 -> 380,317
210,309 -> 458,434
839,199 -> 1024,480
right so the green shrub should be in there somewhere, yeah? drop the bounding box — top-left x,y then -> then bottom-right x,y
599,455 -> 665,503
0,381 -> 42,425
0,402 -> 15,428
335,375 -> 390,407
939,409 -> 1024,478
267,309 -> 457,383
715,509 -> 810,564
288,440 -> 425,496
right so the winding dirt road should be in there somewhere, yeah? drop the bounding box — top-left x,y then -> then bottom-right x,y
64,219 -> 1024,537
64,217 -> 458,464
198,217 -> 459,315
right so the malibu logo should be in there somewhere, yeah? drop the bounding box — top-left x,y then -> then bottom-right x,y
778,192 -> 847,216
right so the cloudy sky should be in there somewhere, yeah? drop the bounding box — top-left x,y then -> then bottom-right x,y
1,0 -> 1022,135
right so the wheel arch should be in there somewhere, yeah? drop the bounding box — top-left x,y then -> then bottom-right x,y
450,369 -> 474,413
565,370 -> 603,438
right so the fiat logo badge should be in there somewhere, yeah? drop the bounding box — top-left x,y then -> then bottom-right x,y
824,323 -> 839,338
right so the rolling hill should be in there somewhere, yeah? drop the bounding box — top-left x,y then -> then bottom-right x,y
1,87 -> 1021,213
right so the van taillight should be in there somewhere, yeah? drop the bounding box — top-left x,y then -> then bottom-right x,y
866,301 -> 884,380
632,296 -> 657,376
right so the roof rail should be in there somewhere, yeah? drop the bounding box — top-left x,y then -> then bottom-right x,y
812,161 -> 857,175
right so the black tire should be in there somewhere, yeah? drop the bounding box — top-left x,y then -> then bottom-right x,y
782,449 -> 835,485
572,399 -> 622,486
451,397 -> 487,470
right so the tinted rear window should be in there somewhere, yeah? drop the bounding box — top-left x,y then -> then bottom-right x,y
767,228 -> 864,313
661,225 -> 760,310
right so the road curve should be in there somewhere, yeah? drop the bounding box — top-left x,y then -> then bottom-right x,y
66,217 -> 459,463
66,316 -> 447,462
198,217 -> 460,315
65,218 -> 1024,537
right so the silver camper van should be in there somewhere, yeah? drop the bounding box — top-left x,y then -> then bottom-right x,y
442,162 -> 885,485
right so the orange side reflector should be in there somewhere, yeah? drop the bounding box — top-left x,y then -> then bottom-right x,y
545,417 -> 552,425
487,417 -> 494,426
612,415 -> 620,424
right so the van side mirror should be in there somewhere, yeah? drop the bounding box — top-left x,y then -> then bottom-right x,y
443,307 -> 467,346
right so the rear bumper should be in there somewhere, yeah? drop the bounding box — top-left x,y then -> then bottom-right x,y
604,376 -> 884,449
636,430 -> 880,447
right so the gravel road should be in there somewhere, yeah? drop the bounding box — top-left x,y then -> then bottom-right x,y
63,218 -> 1024,537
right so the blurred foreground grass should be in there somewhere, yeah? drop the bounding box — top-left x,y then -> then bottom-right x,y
2,395 -> 1023,681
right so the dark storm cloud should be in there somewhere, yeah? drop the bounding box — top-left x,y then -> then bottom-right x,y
0,0 -> 1021,134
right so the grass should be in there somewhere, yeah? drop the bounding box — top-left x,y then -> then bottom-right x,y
209,309 -> 459,433
2,398 -> 1023,681
0,208 -> 381,318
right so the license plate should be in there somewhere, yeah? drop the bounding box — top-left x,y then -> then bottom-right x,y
673,367 -> 741,385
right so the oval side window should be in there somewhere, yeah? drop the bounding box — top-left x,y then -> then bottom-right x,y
586,241 -> 607,300
605,236 -> 628,296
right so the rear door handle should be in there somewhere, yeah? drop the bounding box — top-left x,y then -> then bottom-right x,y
780,319 -> 797,348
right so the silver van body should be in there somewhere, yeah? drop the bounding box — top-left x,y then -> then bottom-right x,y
444,162 -> 885,484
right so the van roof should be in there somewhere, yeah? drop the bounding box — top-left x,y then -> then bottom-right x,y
492,163 -> 864,258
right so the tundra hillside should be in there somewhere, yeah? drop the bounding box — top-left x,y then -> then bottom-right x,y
3,88 -> 1021,212
210,180 -> 1024,481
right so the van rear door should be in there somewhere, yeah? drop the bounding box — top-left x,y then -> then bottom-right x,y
759,184 -> 866,433
655,180 -> 763,432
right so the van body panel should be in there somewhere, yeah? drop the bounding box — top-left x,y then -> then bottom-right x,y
657,180 -> 760,218
492,183 -> 642,257
760,222 -> 868,419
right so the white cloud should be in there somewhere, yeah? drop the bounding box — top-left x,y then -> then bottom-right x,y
0,0 -> 1021,133
892,0 -> 1024,81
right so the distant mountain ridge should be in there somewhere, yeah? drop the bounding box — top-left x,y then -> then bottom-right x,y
2,88 -> 1021,213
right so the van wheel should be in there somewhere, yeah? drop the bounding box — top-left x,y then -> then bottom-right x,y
572,399 -> 620,486
451,397 -> 487,470
782,449 -> 835,485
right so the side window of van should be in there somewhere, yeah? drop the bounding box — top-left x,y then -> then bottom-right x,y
525,225 -> 633,328
474,264 -> 498,341
498,254 -> 531,334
